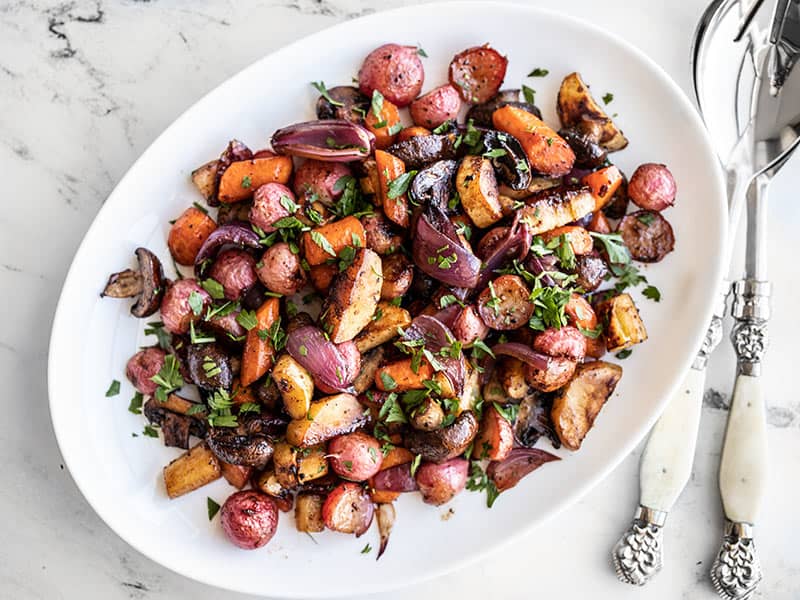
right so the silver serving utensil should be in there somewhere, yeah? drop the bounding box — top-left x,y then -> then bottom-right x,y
710,25 -> 800,599
612,0 -> 748,585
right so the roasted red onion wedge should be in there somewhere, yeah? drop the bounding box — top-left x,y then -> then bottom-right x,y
271,120 -> 375,162
491,342 -> 552,371
193,222 -> 261,274
286,325 -> 360,392
475,215 -> 531,289
376,503 -> 396,560
401,315 -> 465,395
372,463 -> 419,492
412,205 -> 482,288
487,447 -> 560,491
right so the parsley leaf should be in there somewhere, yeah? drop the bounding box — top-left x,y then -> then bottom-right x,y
482,148 -> 507,159
410,454 -> 422,477
241,175 -> 252,189
128,392 -> 144,415
105,379 -> 120,397
642,285 -> 661,302
370,89 -> 384,119
144,321 -> 171,350
386,170 -> 418,200
236,309 -> 258,331
311,81 -> 343,106
149,354 -> 183,402
207,497 -> 221,520
527,67 -> 549,77
616,348 -> 633,359
417,46 -> 428,57
361,543 -> 372,554
602,92 -> 614,105
522,84 -> 536,104
188,291 -> 205,316
142,425 -> 159,438
466,461 -> 500,508
201,278 -> 225,300
590,232 -> 631,264
637,212 -> 656,226
380,372 -> 397,391
310,231 -> 336,257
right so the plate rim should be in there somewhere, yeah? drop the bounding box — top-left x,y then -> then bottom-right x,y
48,1 -> 727,596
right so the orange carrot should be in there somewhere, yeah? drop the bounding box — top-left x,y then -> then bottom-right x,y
374,358 -> 434,392
375,149 -> 409,227
540,225 -> 593,255
396,126 -> 430,143
492,105 -> 575,177
565,293 -> 597,330
240,297 -> 280,386
168,207 -> 217,265
217,156 -> 293,203
581,165 -> 623,210
301,215 -> 366,266
230,377 -> 258,406
365,97 -> 402,149
308,263 -> 337,293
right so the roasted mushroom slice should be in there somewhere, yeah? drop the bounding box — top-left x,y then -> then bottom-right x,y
404,410 -> 478,463
409,159 -> 458,208
186,343 -> 234,391
386,133 -> 461,169
315,85 -> 370,123
513,390 -> 560,449
206,428 -> 275,469
480,130 -> 532,191
143,397 -> 207,449
101,247 -> 164,318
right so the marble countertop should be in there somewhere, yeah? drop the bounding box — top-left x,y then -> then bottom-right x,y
2,0 -> 798,598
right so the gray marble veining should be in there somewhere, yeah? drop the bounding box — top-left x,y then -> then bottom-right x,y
1,1 -> 798,598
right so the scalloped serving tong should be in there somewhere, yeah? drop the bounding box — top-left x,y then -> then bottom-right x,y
612,1 -> 800,597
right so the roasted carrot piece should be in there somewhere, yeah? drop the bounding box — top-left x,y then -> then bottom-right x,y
230,377 -> 258,406
540,225 -> 593,255
374,358 -> 434,392
168,207 -> 217,265
217,156 -> 293,203
220,461 -> 253,489
308,263 -> 338,293
565,293 -> 598,331
581,165 -> 623,210
492,105 -> 575,177
368,446 -> 415,503
375,149 -> 409,227
240,297 -> 280,386
396,126 -> 431,143
588,210 -> 612,234
301,215 -> 366,266
366,97 -> 402,149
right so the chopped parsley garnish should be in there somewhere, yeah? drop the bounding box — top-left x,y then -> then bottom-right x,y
189,321 -> 215,344
466,461 -> 499,508
238,402 -> 261,415
555,234 -> 576,270
257,317 -> 287,352
144,321 -> 171,350
370,89 -> 384,118
192,201 -> 208,215
361,543 -> 372,554
485,281 -> 501,316
610,263 -> 647,293
142,425 -> 159,438
527,67 -> 549,77
492,402 -> 519,424
380,372 -> 398,391
310,231 -> 336,257
378,392 -> 406,424
207,388 -> 238,427
105,379 -> 120,397
521,84 -> 536,104
241,175 -> 252,189
201,278 -> 225,300
471,339 -> 495,359
602,92 -> 614,105
331,175 -> 372,218
128,392 -> 144,415
616,348 -> 633,359
590,232 -> 631,265
236,309 -> 258,331
150,354 -> 183,402
578,325 -> 603,339
298,344 -> 308,357
311,80 -> 343,106
410,454 -> 422,477
202,356 -> 222,378
637,212 -> 656,226
188,290 -> 205,316
337,245 -> 357,272
207,497 -> 221,520
279,194 -> 299,214
439,294 -> 465,309
417,46 -> 428,57
386,170 -> 418,200
387,122 -> 404,136
642,285 -> 661,302
482,148 -> 507,159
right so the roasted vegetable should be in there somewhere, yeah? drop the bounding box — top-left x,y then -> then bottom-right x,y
557,72 -> 628,151
323,482 -> 374,536
273,441 -> 328,487
217,155 -> 293,203
354,302 -> 412,353
358,43 -> 425,107
410,84 -> 462,128
328,431 -> 383,481
492,105 -> 575,177
517,186 -> 594,236
551,360 -> 623,450
101,247 -> 164,318
386,133 -> 460,169
272,354 -> 315,420
206,428 -> 274,469
240,297 -> 280,387
405,411 -> 478,463
321,248 -> 383,343
168,207 -> 217,266
295,493 -> 326,533
163,442 -> 221,499
220,490 -> 278,549
596,293 -> 648,352
456,156 -> 502,228
301,215 -> 366,266
286,393 -> 368,447
449,45 -> 508,104
473,404 -> 514,461
617,210 -> 675,263
416,458 -> 469,505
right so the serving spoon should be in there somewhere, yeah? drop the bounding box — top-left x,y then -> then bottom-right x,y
613,0 -> 799,587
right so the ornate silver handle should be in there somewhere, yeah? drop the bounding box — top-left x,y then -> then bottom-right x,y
711,279 -> 769,600
612,506 -> 666,585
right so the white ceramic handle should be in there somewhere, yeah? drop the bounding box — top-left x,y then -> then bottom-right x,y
639,367 -> 705,512
718,374 -> 768,523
